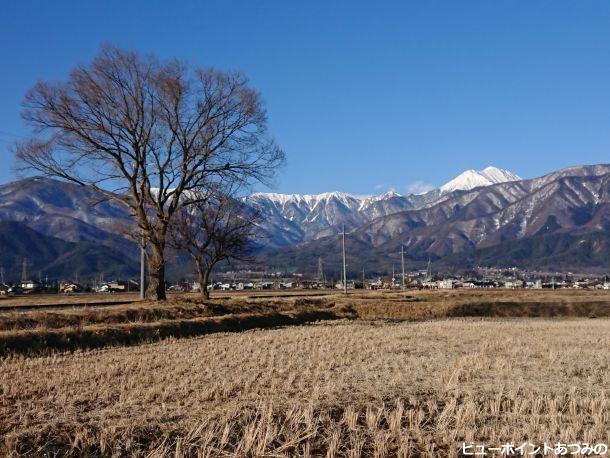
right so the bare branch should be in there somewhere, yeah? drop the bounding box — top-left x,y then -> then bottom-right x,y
15,45 -> 284,300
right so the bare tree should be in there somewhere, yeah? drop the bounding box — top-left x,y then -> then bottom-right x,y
14,45 -> 284,300
169,191 -> 256,299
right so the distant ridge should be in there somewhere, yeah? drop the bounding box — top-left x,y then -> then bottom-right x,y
250,166 -> 520,203
2,164 -> 610,278
0,221 -> 138,281
246,165 -> 521,245
256,163 -> 610,274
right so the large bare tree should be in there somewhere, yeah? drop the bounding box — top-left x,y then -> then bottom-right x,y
15,45 -> 284,299
169,190 -> 256,300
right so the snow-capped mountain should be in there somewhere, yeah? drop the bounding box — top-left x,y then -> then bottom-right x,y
246,166 -> 520,245
257,163 -> 610,273
439,166 -> 521,193
0,166 -> 524,253
245,191 -> 363,244
2,164 -> 610,276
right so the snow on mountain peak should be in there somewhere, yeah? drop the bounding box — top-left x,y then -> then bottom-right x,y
439,166 -> 520,193
479,166 -> 520,183
248,190 -> 361,210
379,190 -> 400,199
356,190 -> 402,211
250,166 -> 520,209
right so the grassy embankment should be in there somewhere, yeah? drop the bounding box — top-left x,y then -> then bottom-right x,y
1,289 -> 609,355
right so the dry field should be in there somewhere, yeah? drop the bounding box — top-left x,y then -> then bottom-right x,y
1,318 -> 608,456
0,290 -> 329,309
0,290 -> 609,456
0,289 -> 609,355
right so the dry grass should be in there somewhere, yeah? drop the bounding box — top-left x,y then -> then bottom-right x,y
338,289 -> 610,320
0,305 -> 342,356
0,290 -> 330,309
1,289 -> 609,356
0,295 -> 330,357
1,318 -> 608,456
0,296 -> 337,331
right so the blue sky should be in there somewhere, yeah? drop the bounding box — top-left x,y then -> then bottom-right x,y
1,1 -> 610,195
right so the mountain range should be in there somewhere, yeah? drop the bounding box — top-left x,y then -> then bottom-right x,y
257,164 -> 610,274
246,166 -> 521,245
1,165 -> 610,281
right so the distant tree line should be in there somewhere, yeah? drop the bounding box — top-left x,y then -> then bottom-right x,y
15,45 -> 284,300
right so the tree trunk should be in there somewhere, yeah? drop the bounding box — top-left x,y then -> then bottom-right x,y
198,268 -> 211,300
146,243 -> 167,300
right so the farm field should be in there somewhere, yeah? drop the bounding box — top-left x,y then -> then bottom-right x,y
0,290 -> 609,456
1,289 -> 610,355
1,317 -> 608,456
0,289 -> 329,309
3,287 -> 610,309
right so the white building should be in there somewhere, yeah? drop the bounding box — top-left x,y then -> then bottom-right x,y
438,279 -> 454,289
504,280 -> 523,289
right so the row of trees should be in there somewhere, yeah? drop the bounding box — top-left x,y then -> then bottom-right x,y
15,45 -> 284,300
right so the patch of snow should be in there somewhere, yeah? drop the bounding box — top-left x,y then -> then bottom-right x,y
439,166 -> 521,193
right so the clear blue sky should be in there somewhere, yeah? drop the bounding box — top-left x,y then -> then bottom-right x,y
1,1 -> 610,195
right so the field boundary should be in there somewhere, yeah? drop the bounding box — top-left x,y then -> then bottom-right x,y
2,290 -> 610,356
0,308 -> 344,356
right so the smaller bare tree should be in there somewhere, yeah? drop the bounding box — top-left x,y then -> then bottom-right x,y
170,192 -> 256,299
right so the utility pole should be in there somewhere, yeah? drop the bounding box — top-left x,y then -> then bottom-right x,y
140,231 -> 146,300
362,267 -> 365,290
342,225 -> 347,294
401,245 -> 405,290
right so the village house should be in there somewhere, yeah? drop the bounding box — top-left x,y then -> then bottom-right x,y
21,279 -> 41,293
437,279 -> 454,289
